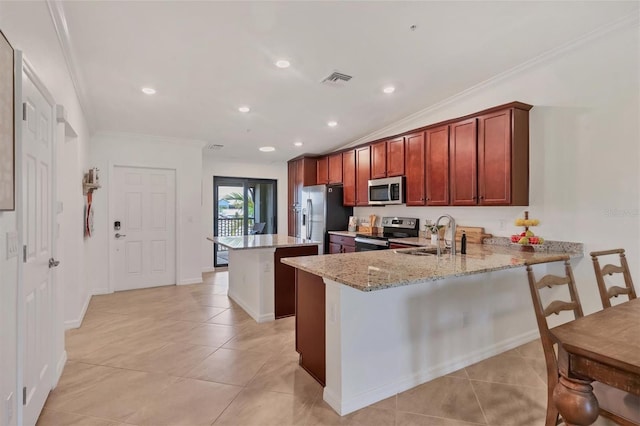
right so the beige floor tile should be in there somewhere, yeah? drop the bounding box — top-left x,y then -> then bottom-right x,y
396,376 -> 486,424
44,363 -> 123,408
470,380 -> 547,426
396,411 -> 484,425
515,339 -> 545,360
222,325 -> 289,353
213,387 -> 315,426
464,353 -> 546,388
160,304 -> 227,322
172,323 -> 237,347
370,395 -> 397,411
306,400 -> 396,425
186,347 -> 272,385
125,377 -> 242,426
446,368 -> 468,379
37,409 -> 120,426
74,336 -> 169,366
208,307 -> 255,328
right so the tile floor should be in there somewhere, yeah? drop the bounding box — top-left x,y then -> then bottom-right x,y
38,271 -> 616,426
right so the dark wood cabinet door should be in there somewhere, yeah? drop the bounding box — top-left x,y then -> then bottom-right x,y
274,246 -> 318,319
426,125 -> 450,206
342,150 -> 356,206
450,118 -> 478,206
405,132 -> 426,206
371,141 -> 387,179
295,269 -> 326,385
316,156 -> 329,185
478,109 -> 511,205
355,146 -> 371,206
287,161 -> 297,237
342,244 -> 356,253
386,137 -> 405,177
328,153 -> 343,184
329,243 -> 342,254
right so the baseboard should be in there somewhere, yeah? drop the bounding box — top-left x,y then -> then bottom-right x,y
227,291 -> 274,323
64,292 -> 92,330
330,329 -> 540,416
54,350 -> 67,387
178,277 -> 203,285
202,267 -> 215,273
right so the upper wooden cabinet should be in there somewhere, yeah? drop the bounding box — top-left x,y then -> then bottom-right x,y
287,157 -> 317,236
450,118 -> 478,206
405,132 -> 426,206
328,153 -> 343,184
478,107 -> 529,206
342,150 -> 356,206
371,141 -> 387,179
425,125 -> 450,206
386,137 -> 405,177
316,156 -> 329,185
355,146 -> 371,206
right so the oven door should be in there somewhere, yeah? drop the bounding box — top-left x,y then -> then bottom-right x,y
354,237 -> 390,251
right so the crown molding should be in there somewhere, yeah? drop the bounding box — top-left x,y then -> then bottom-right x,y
342,11 -> 640,149
46,0 -> 95,133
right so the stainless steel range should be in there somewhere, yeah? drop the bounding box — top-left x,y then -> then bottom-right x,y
354,217 -> 419,252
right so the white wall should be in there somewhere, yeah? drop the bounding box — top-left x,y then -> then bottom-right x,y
354,22 -> 640,315
0,2 -> 91,424
201,153 -> 288,271
89,132 -> 204,288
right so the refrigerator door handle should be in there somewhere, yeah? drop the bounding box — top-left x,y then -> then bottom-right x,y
306,199 -> 312,240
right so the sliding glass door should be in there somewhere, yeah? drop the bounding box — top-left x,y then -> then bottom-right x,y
213,176 -> 277,267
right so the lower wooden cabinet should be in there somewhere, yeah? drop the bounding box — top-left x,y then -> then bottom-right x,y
389,243 -> 414,249
329,234 -> 355,254
273,245 -> 319,319
295,269 -> 326,386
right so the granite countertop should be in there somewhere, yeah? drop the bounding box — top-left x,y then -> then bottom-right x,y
281,243 -> 583,292
208,234 -> 320,250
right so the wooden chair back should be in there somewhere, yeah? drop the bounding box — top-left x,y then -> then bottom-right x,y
590,249 -> 637,308
525,255 -> 583,426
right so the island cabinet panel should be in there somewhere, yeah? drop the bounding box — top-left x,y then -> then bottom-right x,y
386,137 -> 405,177
405,132 -> 426,206
328,153 -> 343,184
316,156 -> 329,185
342,150 -> 356,206
355,146 -> 371,206
450,118 -> 478,206
425,125 -> 450,206
287,161 -> 297,237
371,141 -> 387,179
295,269 -> 326,386
478,108 -> 529,206
274,245 -> 318,319
288,158 -> 318,237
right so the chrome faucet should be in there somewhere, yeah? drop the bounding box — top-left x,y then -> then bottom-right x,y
435,214 -> 456,256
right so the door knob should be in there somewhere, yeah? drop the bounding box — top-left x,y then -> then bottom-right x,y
48,258 -> 60,268
115,233 -> 127,239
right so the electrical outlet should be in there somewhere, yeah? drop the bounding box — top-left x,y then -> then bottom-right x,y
499,220 -> 506,230
6,231 -> 18,259
6,392 -> 14,425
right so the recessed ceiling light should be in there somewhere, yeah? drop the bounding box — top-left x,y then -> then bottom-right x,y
141,87 -> 156,95
327,121 -> 338,127
238,106 -> 250,113
275,59 -> 290,68
383,86 -> 395,94
294,141 -> 303,147
259,146 -> 275,152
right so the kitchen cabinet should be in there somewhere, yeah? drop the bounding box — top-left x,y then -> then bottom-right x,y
274,245 -> 319,319
405,132 -> 426,206
295,269 -> 326,385
386,137 -> 405,177
389,242 -> 414,249
342,150 -> 356,206
287,157 -> 317,236
371,141 -> 387,179
316,156 -> 329,185
425,125 -> 450,206
478,107 -> 529,205
328,153 -> 343,184
355,146 -> 371,206
329,234 -> 355,254
450,118 -> 478,206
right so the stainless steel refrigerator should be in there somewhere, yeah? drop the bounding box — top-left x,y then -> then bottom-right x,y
300,185 -> 353,254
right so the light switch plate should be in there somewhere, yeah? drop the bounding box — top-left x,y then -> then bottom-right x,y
6,231 -> 18,259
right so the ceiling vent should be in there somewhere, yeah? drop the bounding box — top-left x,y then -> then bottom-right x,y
205,144 -> 224,151
321,71 -> 353,85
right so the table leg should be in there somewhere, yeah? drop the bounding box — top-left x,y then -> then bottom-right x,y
553,375 -> 600,425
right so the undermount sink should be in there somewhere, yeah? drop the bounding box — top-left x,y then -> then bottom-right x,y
395,247 -> 450,256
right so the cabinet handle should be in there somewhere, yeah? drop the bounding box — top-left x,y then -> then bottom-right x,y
480,195 -> 484,200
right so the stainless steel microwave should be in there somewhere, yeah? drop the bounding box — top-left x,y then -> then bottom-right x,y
368,177 -> 404,205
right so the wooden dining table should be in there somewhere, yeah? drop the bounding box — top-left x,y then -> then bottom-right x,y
550,298 -> 640,425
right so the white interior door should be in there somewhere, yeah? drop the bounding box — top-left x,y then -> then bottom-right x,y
21,67 -> 55,426
112,166 -> 176,291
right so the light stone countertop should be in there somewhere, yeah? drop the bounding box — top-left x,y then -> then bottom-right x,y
208,234 -> 320,250
281,243 -> 583,292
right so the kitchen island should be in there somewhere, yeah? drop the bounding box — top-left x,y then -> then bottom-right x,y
209,234 -> 319,322
282,241 -> 583,416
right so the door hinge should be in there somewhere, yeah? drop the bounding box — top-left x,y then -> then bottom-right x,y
23,245 -> 27,263
22,387 -> 26,405
22,102 -> 27,121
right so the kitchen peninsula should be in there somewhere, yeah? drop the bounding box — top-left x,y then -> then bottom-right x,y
282,240 -> 583,416
209,235 -> 319,322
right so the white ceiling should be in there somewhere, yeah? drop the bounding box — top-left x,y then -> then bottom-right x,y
57,1 -> 637,162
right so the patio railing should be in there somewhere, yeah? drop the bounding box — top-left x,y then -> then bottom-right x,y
216,218 -> 255,263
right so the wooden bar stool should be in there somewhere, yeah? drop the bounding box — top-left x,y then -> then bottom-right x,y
590,249 -> 637,308
525,256 -> 639,426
